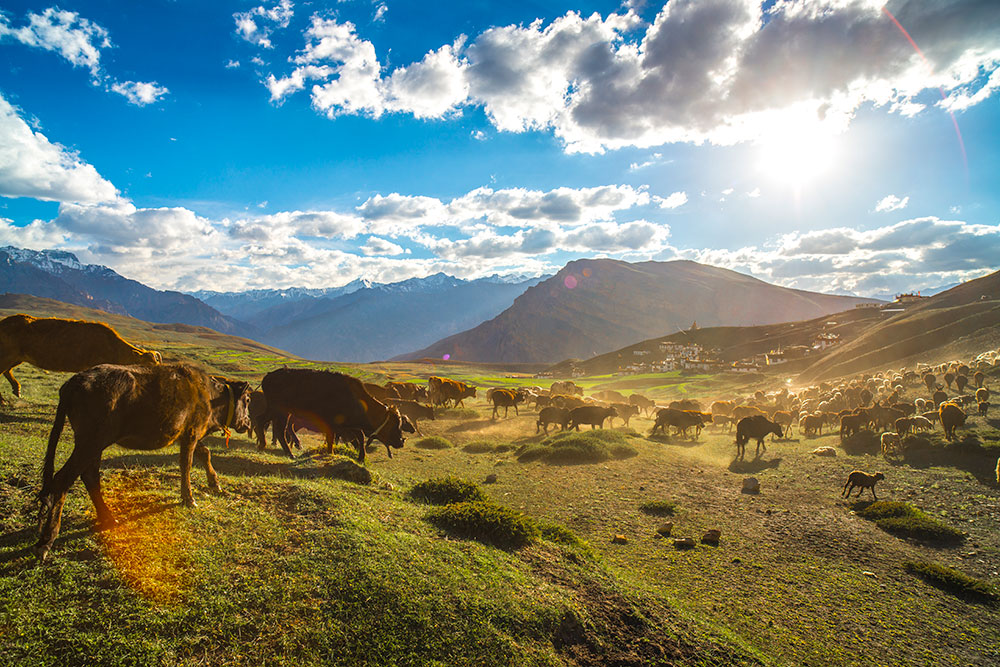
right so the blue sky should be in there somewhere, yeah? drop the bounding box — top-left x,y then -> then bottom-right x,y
0,0 -> 998,296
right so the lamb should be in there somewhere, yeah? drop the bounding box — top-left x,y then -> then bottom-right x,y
880,432 -> 901,457
842,470 -> 885,500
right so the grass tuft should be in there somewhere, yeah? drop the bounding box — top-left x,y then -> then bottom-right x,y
639,501 -> 678,517
409,476 -> 487,505
517,430 -> 638,465
856,501 -> 965,544
905,561 -> 999,605
413,436 -> 453,450
425,501 -> 539,549
462,440 -> 497,454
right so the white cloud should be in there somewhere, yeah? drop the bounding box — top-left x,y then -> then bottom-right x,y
111,80 -> 169,106
361,236 -> 405,256
654,191 -> 687,209
261,1 -> 1000,153
373,3 -> 388,23
0,7 -> 110,77
0,93 -> 118,204
234,0 -> 294,49
225,59 -> 241,69
874,194 -> 910,212
747,187 -> 761,198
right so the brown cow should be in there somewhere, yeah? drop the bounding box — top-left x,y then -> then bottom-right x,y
537,406 -> 571,434
428,376 -> 477,407
386,398 -> 435,434
629,393 -> 656,416
386,381 -> 429,403
0,314 -> 161,399
735,415 -> 782,459
651,408 -> 704,437
568,405 -> 617,430
34,363 -> 251,561
611,402 -> 640,427
550,380 -> 583,396
364,382 -> 400,403
490,388 -> 524,419
263,368 -> 413,462
592,389 -> 626,403
939,402 -> 967,440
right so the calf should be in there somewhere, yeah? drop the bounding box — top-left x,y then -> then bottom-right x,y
842,470 -> 885,500
34,363 -> 251,561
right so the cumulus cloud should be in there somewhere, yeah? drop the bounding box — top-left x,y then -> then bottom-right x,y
0,93 -> 119,204
234,0 -> 294,49
111,80 -> 169,106
655,191 -> 687,209
260,1 -> 1000,152
875,194 -> 910,212
361,236 -> 405,256
0,7 -> 110,77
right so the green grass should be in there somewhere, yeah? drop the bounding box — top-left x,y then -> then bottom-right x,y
517,430 -> 639,465
856,501 -> 966,544
425,501 -> 540,550
462,440 -> 499,454
904,561 -> 999,605
409,477 -> 487,505
639,501 -> 678,517
412,436 -> 453,450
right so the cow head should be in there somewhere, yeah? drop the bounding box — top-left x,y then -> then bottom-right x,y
211,377 -> 253,434
139,349 -> 162,365
367,406 -> 410,458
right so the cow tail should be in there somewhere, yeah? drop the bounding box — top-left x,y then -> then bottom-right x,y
41,391 -> 68,493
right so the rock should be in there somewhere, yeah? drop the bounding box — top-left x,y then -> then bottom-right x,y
673,537 -> 696,549
701,529 -> 722,545
380,481 -> 395,491
811,446 -> 837,457
484,473 -> 498,484
612,534 -> 629,544
656,522 -> 674,537
742,477 -> 760,494
325,459 -> 373,485
862,571 -> 877,578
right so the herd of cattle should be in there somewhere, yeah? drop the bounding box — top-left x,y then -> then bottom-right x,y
1,313 -> 997,560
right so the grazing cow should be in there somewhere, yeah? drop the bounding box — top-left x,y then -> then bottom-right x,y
735,415 -> 782,459
364,382 -> 400,403
34,363 -> 251,561
772,410 -> 795,438
629,393 -> 656,416
263,368 -> 413,462
842,470 -> 885,500
891,402 -> 916,417
428,376 -> 477,407
669,398 -> 702,412
551,394 -> 586,409
386,381 -> 429,403
592,389 -> 626,403
568,405 -> 617,430
939,402 -> 968,440
0,314 -> 161,399
536,406 -> 571,434
651,408 -> 704,437
490,388 -> 524,419
799,413 -> 824,436
710,400 -> 735,417
386,398 -> 435,435
909,415 -> 933,432
610,402 -> 640,427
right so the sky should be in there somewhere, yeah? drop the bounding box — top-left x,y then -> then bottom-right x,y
0,0 -> 999,297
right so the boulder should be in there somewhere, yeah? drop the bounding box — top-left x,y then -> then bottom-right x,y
611,534 -> 629,544
811,446 -> 837,457
742,477 -> 760,494
701,529 -> 722,545
673,537 -> 696,549
656,522 -> 674,537
484,473 -> 498,484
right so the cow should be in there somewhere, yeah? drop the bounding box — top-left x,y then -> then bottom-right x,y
0,314 -> 161,399
732,405 -> 766,421
33,363 -> 251,561
386,398 -> 435,435
651,408 -> 704,438
568,405 -> 617,430
386,381 -> 429,403
610,402 -> 640,427
629,393 -> 656,416
550,380 -> 583,396
842,470 -> 885,500
489,388 -> 524,419
262,368 -> 413,463
771,410 -> 795,438
428,376 -> 477,407
363,382 -> 400,403
735,415 -> 782,459
592,389 -> 626,403
669,398 -> 702,412
939,402 -> 968,440
840,413 -> 867,440
536,406 -> 571,434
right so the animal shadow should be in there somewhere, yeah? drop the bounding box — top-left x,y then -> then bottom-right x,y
645,433 -> 701,448
728,457 -> 782,474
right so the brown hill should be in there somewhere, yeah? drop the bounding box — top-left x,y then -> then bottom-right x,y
396,259 -> 879,364
797,270 -> 1000,382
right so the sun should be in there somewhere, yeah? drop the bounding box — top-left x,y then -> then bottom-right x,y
757,120 -> 839,188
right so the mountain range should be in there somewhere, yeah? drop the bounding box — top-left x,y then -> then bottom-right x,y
396,259 -> 882,364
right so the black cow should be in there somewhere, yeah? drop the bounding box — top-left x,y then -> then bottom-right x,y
735,415 -> 782,458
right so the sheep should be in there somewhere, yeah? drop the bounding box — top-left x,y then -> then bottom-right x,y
880,432 -> 901,457
909,415 -> 933,432
980,401 -> 990,417
893,417 -> 914,437
842,470 -> 885,500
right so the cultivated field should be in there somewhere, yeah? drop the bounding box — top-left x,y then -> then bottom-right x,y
2,320 -> 999,665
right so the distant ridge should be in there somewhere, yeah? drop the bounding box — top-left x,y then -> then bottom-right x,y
396,259 -> 881,364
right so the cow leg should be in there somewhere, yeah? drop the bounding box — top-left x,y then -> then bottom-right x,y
2,366 -> 21,397
357,435 -> 367,464
513,404 -> 518,417
415,421 -> 423,436
253,414 -> 268,450
871,486 -> 878,501
34,449 -> 87,561
80,459 -> 117,529
194,442 -> 223,494
273,414 -> 295,459
178,434 -> 198,508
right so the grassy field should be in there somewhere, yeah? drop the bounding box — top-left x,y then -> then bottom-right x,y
2,303 -> 1000,665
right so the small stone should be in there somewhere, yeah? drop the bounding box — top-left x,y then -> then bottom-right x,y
656,522 -> 674,537
380,482 -> 395,491
673,537 -> 696,549
639,485 -> 646,491
742,477 -> 760,494
811,446 -> 837,457
612,534 -> 629,544
484,473 -> 498,484
862,571 -> 877,578
701,529 -> 722,545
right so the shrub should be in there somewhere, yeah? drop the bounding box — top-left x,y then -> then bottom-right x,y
639,501 -> 678,517
517,430 -> 638,465
426,501 -> 539,549
462,440 -> 496,454
840,430 -> 880,456
413,436 -> 453,450
856,501 -> 965,544
904,561 -> 998,605
409,477 -> 486,505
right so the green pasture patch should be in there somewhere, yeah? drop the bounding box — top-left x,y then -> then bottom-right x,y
517,429 -> 638,465
905,561 -> 998,605
856,501 -> 966,544
408,477 -> 487,505
413,436 -> 453,450
425,501 -> 539,550
462,440 -> 499,454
